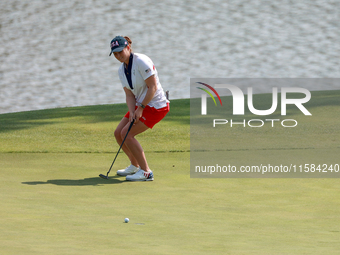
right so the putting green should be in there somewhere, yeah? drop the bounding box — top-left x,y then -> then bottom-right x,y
0,94 -> 339,254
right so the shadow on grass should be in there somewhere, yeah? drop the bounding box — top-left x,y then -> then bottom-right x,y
22,175 -> 125,186
0,99 -> 189,133
0,104 -> 125,133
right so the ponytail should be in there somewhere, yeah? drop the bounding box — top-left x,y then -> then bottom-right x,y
124,36 -> 132,51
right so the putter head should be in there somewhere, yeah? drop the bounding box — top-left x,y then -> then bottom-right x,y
99,174 -> 109,180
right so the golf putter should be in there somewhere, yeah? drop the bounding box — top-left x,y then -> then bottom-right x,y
99,119 -> 135,179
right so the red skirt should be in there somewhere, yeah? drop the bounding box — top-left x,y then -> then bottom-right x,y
124,103 -> 170,129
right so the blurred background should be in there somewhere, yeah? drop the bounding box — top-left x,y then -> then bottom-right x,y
0,0 -> 339,114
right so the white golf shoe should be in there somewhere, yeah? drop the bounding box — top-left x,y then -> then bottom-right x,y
116,165 -> 139,176
126,169 -> 154,181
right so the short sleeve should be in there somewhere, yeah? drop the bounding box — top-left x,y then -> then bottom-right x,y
137,56 -> 156,80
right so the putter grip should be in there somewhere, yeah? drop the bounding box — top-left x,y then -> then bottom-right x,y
130,119 -> 135,128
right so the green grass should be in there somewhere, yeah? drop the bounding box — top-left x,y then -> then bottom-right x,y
0,94 -> 340,254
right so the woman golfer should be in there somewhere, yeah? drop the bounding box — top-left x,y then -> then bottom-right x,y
109,36 -> 169,181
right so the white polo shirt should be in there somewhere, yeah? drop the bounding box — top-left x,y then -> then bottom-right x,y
118,53 -> 168,109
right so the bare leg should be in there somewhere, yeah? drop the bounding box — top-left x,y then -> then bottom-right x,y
120,120 -> 150,171
114,117 -> 138,167
114,118 -> 150,171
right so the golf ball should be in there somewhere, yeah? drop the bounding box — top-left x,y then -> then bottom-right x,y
124,218 -> 129,223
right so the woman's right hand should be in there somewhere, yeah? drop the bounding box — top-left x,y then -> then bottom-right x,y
129,111 -> 135,123
124,87 -> 137,124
